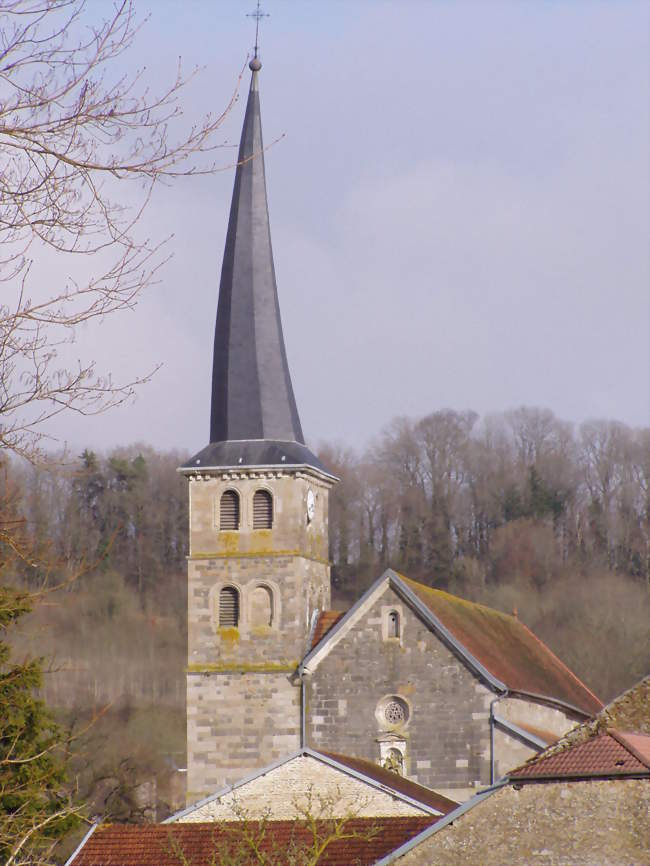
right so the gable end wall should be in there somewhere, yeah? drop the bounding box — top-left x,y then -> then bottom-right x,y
306,585 -> 494,792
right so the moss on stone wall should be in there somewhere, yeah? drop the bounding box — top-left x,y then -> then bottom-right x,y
186,661 -> 299,674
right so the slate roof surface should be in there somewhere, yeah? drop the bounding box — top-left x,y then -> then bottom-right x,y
510,729 -> 650,780
69,817 -> 436,865
182,439 -> 330,475
398,574 -> 602,716
320,752 -> 458,815
208,66 -> 304,448
310,611 -> 344,649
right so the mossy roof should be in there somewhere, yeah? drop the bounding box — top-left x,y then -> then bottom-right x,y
398,574 -> 602,716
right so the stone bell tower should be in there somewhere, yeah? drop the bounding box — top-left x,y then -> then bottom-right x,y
180,56 -> 336,803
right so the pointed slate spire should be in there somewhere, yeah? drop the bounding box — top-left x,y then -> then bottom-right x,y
184,60 -> 329,475
210,62 -> 303,445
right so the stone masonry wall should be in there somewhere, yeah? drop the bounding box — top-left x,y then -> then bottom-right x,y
396,779 -> 650,866
186,467 -> 333,803
188,554 -> 329,668
306,583 -> 493,796
179,756 -> 427,821
186,671 -> 300,801
493,696 -> 580,779
187,470 -> 332,667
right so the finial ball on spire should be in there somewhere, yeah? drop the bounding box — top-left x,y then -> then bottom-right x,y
249,57 -> 262,71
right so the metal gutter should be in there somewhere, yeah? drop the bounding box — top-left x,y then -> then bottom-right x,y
305,748 -> 446,817
163,749 -> 303,822
300,572 -> 391,671
64,821 -> 100,866
372,779 -> 509,865
508,688 -> 593,720
168,746 -> 445,825
388,571 -> 508,694
493,713 -> 551,751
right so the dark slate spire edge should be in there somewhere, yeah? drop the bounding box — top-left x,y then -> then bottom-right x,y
208,67 -> 305,448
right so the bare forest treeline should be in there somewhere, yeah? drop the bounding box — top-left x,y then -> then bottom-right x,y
3,407 -> 649,820
324,407 -> 649,701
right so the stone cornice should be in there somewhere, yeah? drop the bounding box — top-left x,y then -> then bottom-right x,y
188,550 -> 331,566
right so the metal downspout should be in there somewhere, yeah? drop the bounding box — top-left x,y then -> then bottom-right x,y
489,692 -> 508,784
300,676 -> 306,748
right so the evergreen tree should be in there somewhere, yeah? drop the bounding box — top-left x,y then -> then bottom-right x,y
0,474 -> 80,865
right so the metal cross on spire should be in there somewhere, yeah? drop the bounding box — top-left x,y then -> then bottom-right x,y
247,1 -> 269,60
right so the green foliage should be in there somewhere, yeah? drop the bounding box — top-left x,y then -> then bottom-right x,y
527,466 -> 565,521
0,586 -> 79,864
2,411 -> 647,830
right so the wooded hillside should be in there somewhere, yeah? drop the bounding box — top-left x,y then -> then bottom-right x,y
4,406 -> 649,821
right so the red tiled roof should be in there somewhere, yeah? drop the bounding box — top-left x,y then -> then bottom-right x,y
319,751 -> 458,815
612,730 -> 650,766
510,730 -> 650,780
310,610 -> 344,649
399,575 -> 602,716
70,817 -> 436,866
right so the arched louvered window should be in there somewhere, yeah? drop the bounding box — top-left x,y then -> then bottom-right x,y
220,490 -> 240,530
388,610 -> 400,639
253,489 -> 273,529
219,586 -> 240,628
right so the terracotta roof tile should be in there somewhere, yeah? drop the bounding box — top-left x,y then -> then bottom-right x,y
318,751 -> 458,814
399,574 -> 602,716
310,610 -> 344,650
521,676 -> 650,762
70,817 -> 436,866
611,729 -> 650,766
510,731 -> 650,780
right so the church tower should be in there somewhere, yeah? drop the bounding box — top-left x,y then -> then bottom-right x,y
180,56 -> 336,802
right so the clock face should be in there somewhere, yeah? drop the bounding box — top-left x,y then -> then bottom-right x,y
306,489 -> 315,523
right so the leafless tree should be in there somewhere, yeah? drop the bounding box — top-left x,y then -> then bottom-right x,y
0,0 -> 240,460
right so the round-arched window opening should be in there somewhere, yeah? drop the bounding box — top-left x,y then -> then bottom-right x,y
384,700 -> 408,725
219,586 -> 240,628
253,489 -> 273,529
250,585 -> 273,627
388,610 -> 400,638
377,695 -> 410,729
220,490 -> 240,530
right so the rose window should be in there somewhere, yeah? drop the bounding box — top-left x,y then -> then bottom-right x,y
383,698 -> 409,726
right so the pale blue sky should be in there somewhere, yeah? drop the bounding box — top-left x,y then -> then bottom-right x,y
43,1 -> 649,455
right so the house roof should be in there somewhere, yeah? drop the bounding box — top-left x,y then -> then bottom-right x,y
166,747 -> 453,823
67,817 -> 437,866
304,570 -> 602,717
510,729 -> 650,780
517,675 -> 650,762
320,752 -> 458,815
374,678 -> 650,865
310,611 -> 344,649
397,574 -> 602,715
